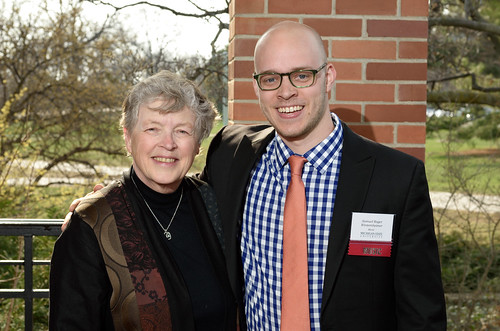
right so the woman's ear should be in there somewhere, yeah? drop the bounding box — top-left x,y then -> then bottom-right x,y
123,127 -> 132,154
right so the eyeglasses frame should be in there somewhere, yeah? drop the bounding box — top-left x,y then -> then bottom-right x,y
253,63 -> 328,91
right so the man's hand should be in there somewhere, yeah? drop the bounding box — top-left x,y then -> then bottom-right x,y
61,184 -> 105,231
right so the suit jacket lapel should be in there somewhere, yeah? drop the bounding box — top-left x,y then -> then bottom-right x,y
223,126 -> 275,303
225,127 -> 275,236
321,123 -> 375,311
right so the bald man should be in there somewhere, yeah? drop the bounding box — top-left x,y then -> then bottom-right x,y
201,21 -> 446,330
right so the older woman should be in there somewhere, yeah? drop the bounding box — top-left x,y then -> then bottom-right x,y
49,71 -> 236,330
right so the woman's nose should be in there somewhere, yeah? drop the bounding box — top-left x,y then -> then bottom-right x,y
160,131 -> 177,149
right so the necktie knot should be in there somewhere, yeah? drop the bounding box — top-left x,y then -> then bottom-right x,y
288,155 -> 307,176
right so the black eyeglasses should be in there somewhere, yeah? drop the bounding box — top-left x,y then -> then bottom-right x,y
253,63 -> 327,91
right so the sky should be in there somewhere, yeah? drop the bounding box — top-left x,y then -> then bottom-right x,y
83,0 -> 230,57
11,0 -> 230,57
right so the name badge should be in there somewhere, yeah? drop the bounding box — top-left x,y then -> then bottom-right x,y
348,212 -> 394,257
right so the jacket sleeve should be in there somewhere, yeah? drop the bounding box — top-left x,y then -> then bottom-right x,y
394,161 -> 447,330
199,124 -> 226,185
49,213 -> 114,330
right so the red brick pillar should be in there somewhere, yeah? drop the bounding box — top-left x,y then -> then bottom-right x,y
228,0 -> 428,160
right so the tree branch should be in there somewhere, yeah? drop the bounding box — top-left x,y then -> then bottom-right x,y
428,73 -> 500,93
427,90 -> 500,107
85,0 -> 230,54
429,17 -> 500,36
88,0 -> 228,18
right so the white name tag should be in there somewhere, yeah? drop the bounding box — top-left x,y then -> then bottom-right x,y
350,212 -> 394,242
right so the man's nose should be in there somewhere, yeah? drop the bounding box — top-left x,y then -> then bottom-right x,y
277,75 -> 298,99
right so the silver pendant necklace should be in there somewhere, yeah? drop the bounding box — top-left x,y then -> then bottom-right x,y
131,175 -> 183,241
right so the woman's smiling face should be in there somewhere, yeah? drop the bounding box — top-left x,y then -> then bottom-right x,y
124,99 -> 199,194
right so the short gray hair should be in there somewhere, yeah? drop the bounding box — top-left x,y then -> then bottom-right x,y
121,70 -> 216,143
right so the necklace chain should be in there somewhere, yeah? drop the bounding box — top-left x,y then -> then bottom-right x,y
131,176 -> 183,241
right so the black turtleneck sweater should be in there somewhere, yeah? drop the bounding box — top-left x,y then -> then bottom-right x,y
132,172 -> 227,330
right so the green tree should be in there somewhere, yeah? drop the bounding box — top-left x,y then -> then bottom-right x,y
428,0 -> 500,108
0,0 -> 229,219
1,0 -> 136,201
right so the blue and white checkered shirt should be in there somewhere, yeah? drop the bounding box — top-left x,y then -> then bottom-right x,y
241,113 -> 344,330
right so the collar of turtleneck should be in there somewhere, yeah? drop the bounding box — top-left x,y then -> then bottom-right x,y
130,168 -> 185,221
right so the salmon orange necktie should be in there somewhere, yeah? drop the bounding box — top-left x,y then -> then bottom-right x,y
281,155 -> 310,330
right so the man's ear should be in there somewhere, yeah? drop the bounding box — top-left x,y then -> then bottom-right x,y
252,78 -> 261,98
325,63 -> 336,92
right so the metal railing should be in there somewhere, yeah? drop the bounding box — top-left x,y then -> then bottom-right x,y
0,219 -> 63,330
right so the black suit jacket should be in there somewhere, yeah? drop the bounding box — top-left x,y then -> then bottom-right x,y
201,122 -> 446,330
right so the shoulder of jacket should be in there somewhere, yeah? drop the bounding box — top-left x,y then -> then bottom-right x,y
184,175 -> 207,189
343,122 -> 422,167
74,181 -> 121,228
219,123 -> 273,138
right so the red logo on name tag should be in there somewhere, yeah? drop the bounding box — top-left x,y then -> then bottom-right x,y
348,240 -> 392,257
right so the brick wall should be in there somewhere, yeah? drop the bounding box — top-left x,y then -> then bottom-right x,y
228,0 -> 429,160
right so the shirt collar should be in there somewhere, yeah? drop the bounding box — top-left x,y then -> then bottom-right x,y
270,113 -> 344,174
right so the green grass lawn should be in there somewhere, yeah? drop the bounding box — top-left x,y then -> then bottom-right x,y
425,132 -> 500,194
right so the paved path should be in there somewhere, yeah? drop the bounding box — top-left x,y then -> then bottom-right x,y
430,191 -> 500,213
